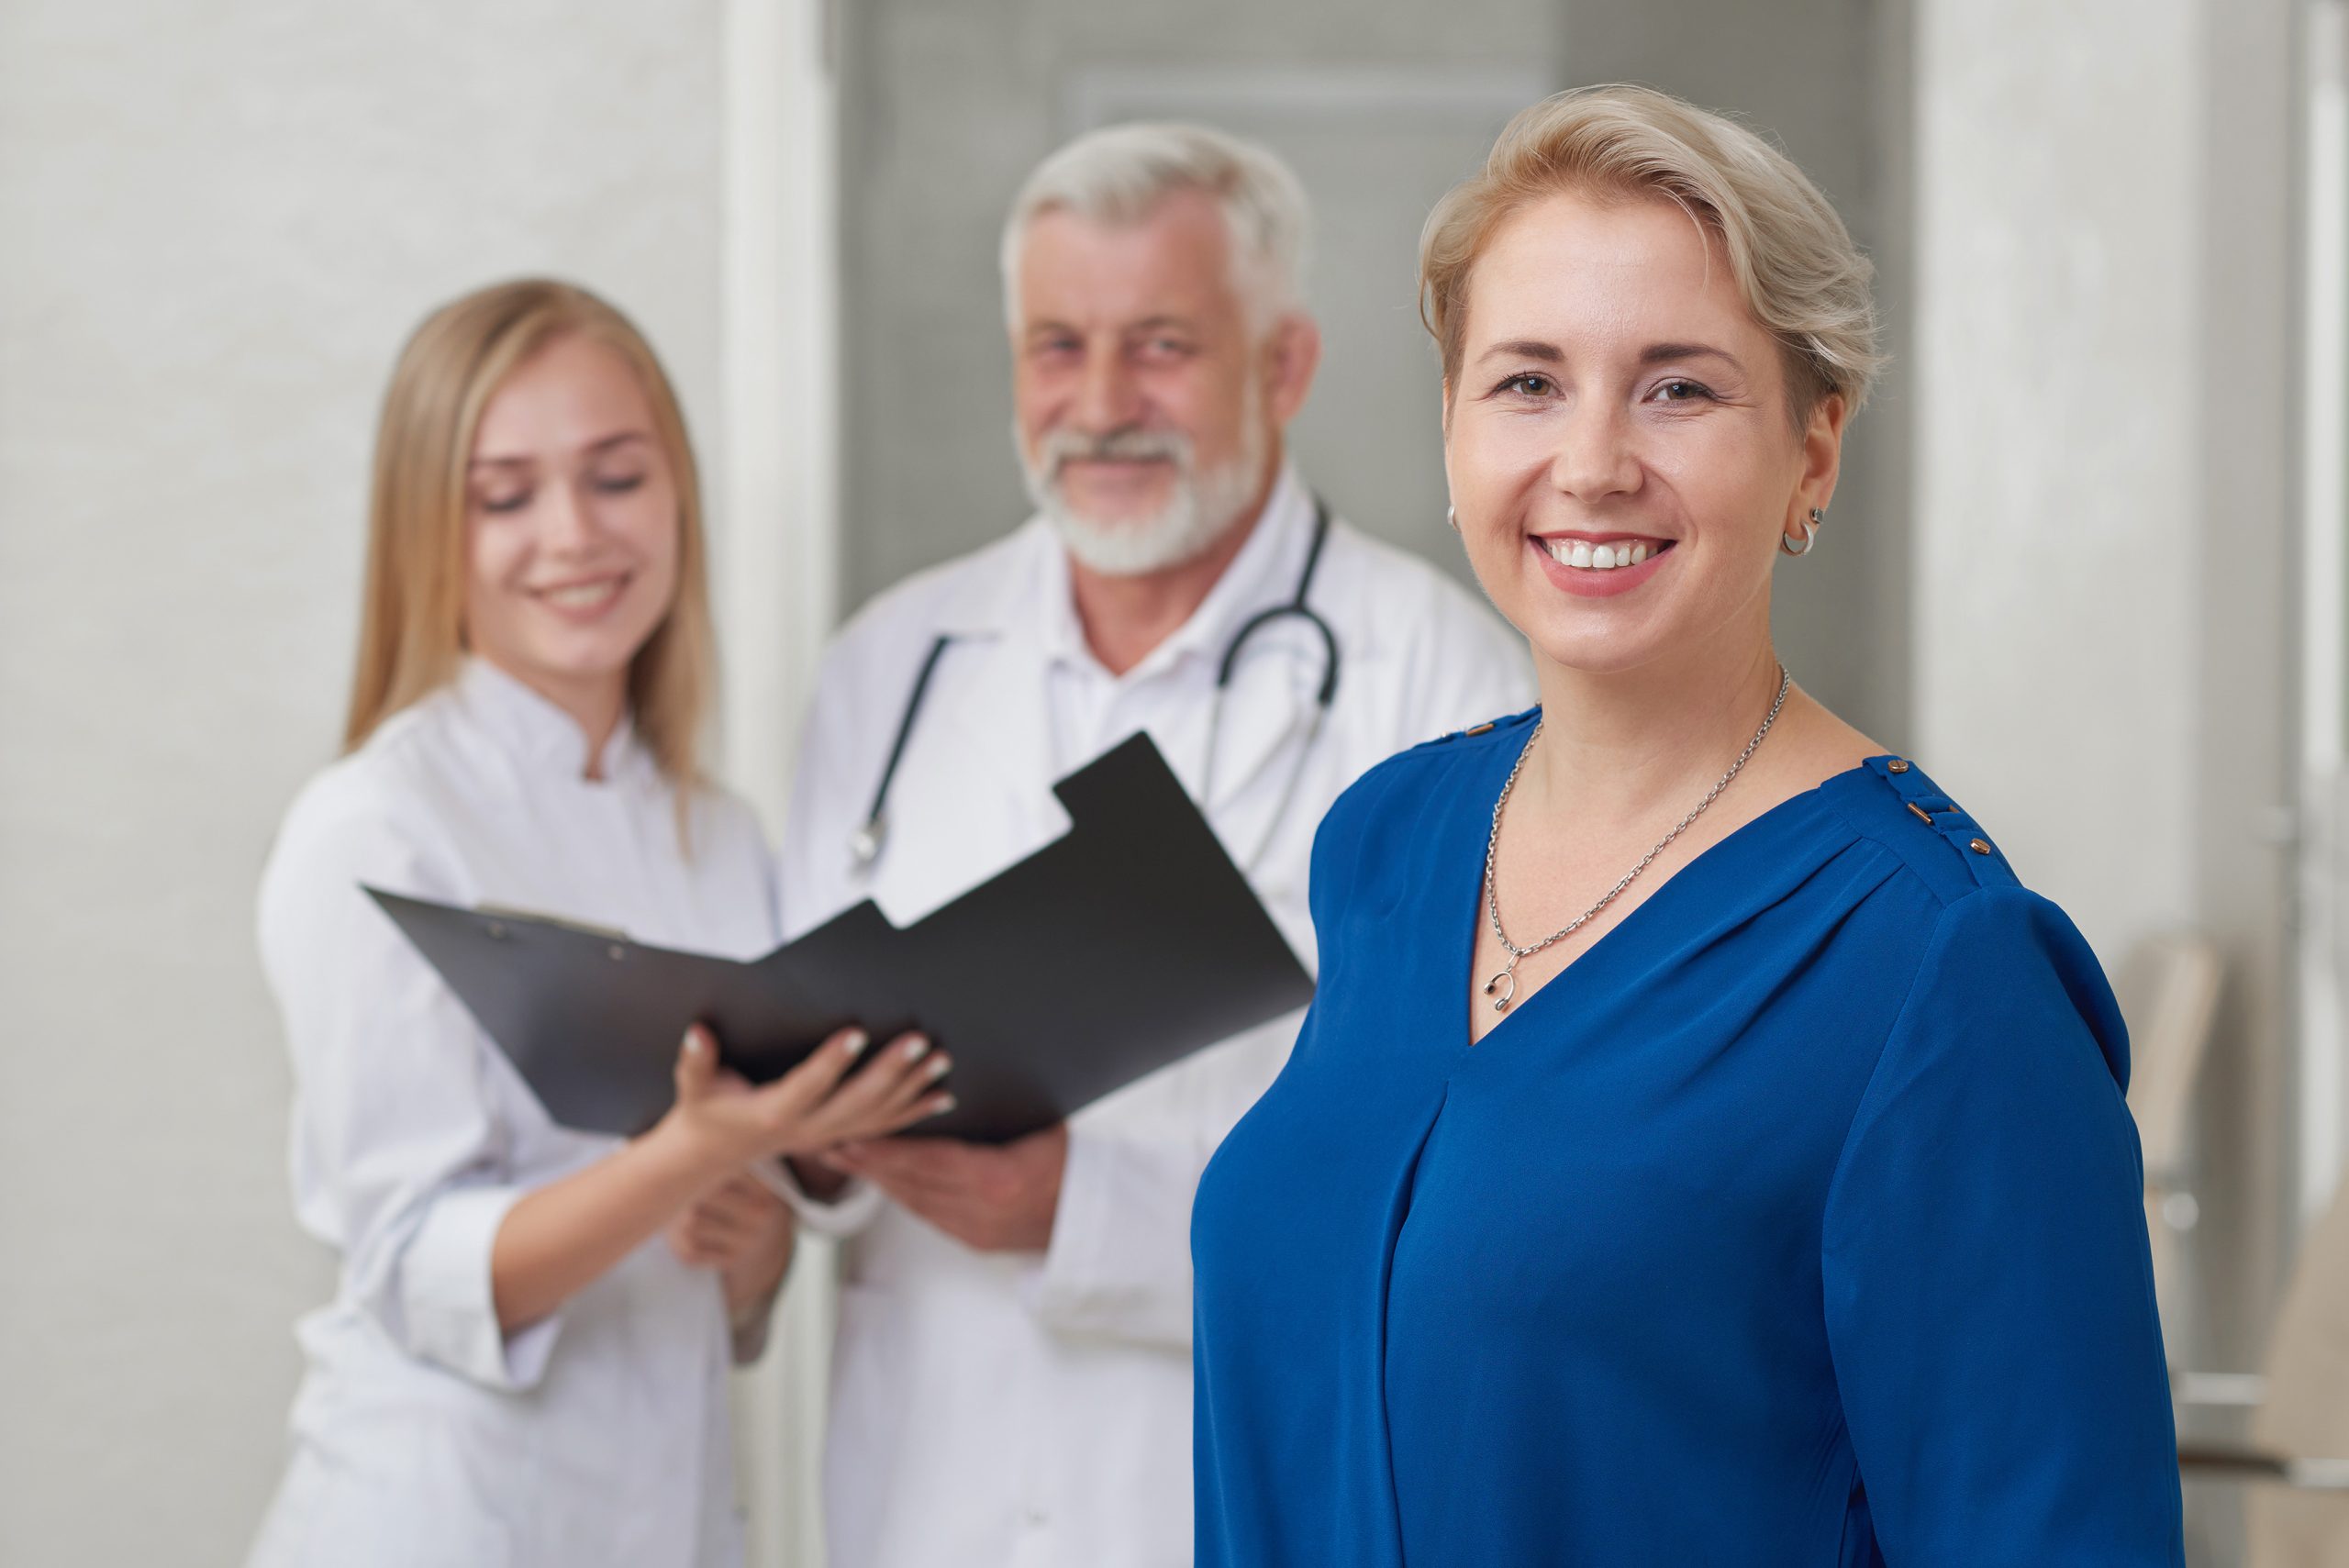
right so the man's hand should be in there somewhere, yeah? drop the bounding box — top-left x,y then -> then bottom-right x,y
827,1123 -> 1069,1253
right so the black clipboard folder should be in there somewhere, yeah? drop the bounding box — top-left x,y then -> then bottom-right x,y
368,733 -> 1316,1144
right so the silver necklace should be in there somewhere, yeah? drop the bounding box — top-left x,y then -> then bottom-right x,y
1480,664 -> 1792,1012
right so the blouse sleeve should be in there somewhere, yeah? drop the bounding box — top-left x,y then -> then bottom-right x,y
258,778 -> 562,1391
1820,886 -> 2184,1564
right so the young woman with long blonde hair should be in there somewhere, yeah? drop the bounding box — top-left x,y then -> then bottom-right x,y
247,280 -> 946,1568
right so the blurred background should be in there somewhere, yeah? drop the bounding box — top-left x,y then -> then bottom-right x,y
0,0 -> 2339,1562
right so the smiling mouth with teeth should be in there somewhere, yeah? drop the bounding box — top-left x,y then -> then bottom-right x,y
537,576 -> 629,609
1541,538 -> 1671,571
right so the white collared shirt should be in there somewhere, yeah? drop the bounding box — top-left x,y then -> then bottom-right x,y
777,470 -> 1533,1568
247,659 -> 779,1568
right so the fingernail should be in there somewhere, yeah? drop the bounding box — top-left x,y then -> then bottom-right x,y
902,1035 -> 931,1063
926,1055 -> 952,1081
841,1029 -> 870,1058
684,1028 -> 708,1055
930,1095 -> 956,1116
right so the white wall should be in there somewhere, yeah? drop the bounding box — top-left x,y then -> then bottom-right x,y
1913,0 -> 2205,952
1913,10 -> 2301,1558
0,5 -> 730,1562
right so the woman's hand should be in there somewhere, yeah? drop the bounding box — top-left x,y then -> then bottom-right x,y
655,1024 -> 953,1180
491,1024 -> 947,1338
668,1171 -> 798,1362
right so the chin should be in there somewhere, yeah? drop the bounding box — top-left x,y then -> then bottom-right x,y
1509,597 -> 1681,678
1528,633 -> 1661,679
528,620 -> 660,685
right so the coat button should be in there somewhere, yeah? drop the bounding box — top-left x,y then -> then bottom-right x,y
1887,759 -> 1910,773
1969,838 -> 1993,855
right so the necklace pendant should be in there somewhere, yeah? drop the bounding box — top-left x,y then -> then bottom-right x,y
1483,965 -> 1516,1011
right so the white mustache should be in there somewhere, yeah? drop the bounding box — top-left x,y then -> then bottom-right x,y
1037,426 -> 1193,473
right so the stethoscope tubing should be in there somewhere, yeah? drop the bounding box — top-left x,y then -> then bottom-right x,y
852,497 -> 1339,876
849,631 -> 956,868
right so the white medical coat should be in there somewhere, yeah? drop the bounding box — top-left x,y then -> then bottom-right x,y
248,658 -> 778,1568
776,470 -> 1533,1568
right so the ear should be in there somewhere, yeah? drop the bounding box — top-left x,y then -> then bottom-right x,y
1791,391 -> 1850,528
1262,314 -> 1322,428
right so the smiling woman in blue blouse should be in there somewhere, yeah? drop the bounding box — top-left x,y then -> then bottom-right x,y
1190,85 -> 2185,1566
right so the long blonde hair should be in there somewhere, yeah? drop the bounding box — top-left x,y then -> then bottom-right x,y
343,279 -> 715,789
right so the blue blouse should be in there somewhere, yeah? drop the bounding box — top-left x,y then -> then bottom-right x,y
1192,711 -> 2184,1566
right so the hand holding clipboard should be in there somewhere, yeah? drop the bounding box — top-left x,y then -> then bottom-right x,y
371,733 -> 1316,1144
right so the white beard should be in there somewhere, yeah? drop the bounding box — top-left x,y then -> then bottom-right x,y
1019,402 -> 1269,578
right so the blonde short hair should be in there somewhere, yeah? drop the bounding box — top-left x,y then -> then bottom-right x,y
1419,84 -> 1882,417
344,279 -> 715,791
1000,121 -> 1312,331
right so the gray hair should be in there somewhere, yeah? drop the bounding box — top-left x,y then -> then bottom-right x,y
999,122 -> 1313,331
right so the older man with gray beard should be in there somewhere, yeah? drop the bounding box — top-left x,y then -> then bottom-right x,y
770,123 -> 1531,1568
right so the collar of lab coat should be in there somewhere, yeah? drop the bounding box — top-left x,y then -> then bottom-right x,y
451,655 -> 652,786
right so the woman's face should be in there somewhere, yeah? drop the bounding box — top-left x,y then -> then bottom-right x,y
1442,190 -> 1843,678
462,332 -> 680,712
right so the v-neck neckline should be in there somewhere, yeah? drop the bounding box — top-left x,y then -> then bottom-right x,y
1453,728 -> 1879,1055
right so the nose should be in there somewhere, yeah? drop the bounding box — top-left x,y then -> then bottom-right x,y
542,476 -> 601,554
1071,348 -> 1144,434
1548,400 -> 1643,504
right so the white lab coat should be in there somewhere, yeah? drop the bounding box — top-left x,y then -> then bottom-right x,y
777,470 -> 1533,1568
248,658 -> 778,1568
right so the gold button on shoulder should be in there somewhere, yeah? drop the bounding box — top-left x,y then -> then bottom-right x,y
1969,838 -> 1993,855
1464,721 -> 1495,737
1907,801 -> 1934,825
1887,759 -> 1910,774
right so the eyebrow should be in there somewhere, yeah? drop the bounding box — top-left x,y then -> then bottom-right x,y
468,430 -> 651,469
1475,339 -> 1747,373
1022,315 -> 1200,341
1638,342 -> 1743,372
1479,338 -> 1564,365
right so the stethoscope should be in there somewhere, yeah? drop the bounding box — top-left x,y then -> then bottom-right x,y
849,496 -> 1340,879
